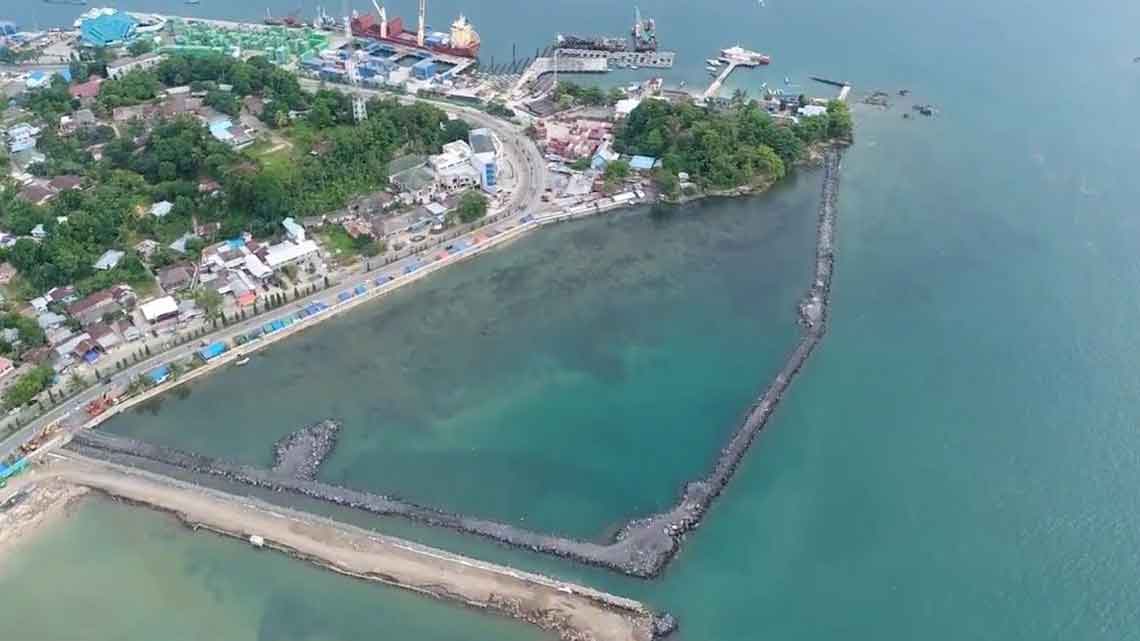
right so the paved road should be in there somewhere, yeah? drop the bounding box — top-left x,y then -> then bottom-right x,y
0,91 -> 549,462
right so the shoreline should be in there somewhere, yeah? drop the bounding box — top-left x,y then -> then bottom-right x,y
0,476 -> 88,566
1,455 -> 668,641
62,148 -> 845,578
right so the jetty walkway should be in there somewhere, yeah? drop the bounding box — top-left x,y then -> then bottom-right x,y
701,62 -> 740,100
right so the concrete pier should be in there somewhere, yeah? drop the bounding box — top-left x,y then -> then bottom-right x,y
22,454 -> 665,641
66,149 -> 846,579
701,62 -> 739,100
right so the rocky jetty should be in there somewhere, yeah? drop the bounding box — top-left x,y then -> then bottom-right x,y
68,149 -> 844,582
271,419 -> 341,481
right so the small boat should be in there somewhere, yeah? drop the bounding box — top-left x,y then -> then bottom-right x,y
706,65 -> 719,72
705,58 -> 721,66
629,64 -> 639,70
678,80 -> 687,87
185,0 -> 201,4
235,356 -> 250,366
784,76 -> 791,84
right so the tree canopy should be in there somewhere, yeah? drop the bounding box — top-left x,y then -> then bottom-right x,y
455,190 -> 489,223
616,99 -> 797,189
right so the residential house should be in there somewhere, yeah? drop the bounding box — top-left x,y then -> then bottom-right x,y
69,77 -> 104,103
157,264 -> 193,292
0,262 -> 16,285
106,53 -> 163,80
59,109 -> 97,135
30,223 -> 47,239
93,249 -> 125,271
263,239 -> 320,271
5,123 -> 40,154
370,212 -> 418,238
134,239 -> 159,258
87,322 -> 122,352
48,174 -> 84,192
112,104 -> 158,123
139,295 -> 179,324
18,185 -> 56,206
150,201 -> 173,218
282,217 -> 306,243
66,285 -> 135,327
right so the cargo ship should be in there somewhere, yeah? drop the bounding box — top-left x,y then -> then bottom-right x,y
351,1 -> 479,58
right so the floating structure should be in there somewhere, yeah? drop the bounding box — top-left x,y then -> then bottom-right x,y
555,48 -> 674,69
351,0 -> 480,58
630,6 -> 657,51
555,6 -> 659,54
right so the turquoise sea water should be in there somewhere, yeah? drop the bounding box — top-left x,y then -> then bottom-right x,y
6,0 -> 1140,639
103,179 -> 817,539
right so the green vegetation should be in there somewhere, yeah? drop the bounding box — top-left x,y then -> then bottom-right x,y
616,98 -> 852,193
4,365 -> 54,410
603,159 -> 631,191
616,100 -> 796,190
454,190 -> 489,224
25,76 -> 76,121
127,38 -> 156,57
96,69 -> 161,111
552,82 -> 624,109
569,157 -> 591,171
0,313 -> 46,353
0,51 -> 477,302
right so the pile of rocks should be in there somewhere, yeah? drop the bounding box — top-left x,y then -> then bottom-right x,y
271,419 -> 342,481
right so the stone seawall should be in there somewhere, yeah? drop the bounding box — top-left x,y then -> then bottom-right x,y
69,149 -> 844,578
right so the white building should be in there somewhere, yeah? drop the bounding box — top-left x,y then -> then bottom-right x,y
93,249 -> 125,271
243,253 -> 272,280
614,97 -> 642,118
264,239 -> 319,270
430,140 -> 473,173
282,217 -> 306,243
107,53 -> 163,80
797,104 -> 828,118
150,201 -> 173,218
5,124 -> 40,154
140,295 -> 179,324
468,128 -> 498,193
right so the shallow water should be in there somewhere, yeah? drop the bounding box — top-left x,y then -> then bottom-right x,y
0,496 -> 552,641
103,179 -> 819,540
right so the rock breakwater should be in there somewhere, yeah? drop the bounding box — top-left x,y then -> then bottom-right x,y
69,149 -> 844,578
272,419 -> 341,481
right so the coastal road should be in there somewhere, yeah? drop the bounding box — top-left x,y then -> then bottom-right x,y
0,89 -> 551,463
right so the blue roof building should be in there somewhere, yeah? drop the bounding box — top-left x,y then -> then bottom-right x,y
79,11 -> 138,47
197,341 -> 226,361
629,155 -> 659,171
